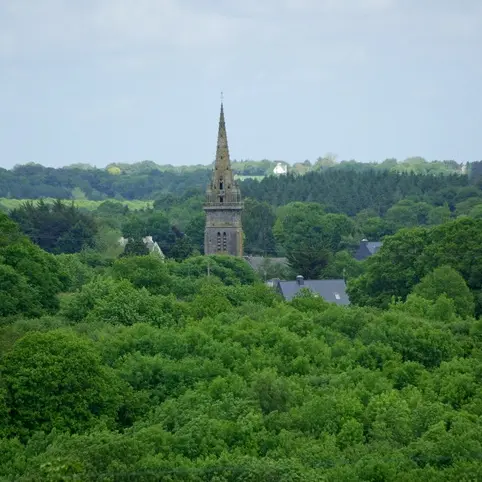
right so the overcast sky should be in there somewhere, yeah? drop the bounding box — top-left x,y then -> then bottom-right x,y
0,0 -> 481,168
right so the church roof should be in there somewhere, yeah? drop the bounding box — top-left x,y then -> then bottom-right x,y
354,240 -> 383,261
272,277 -> 349,305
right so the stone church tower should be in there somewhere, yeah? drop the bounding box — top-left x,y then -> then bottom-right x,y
204,102 -> 243,256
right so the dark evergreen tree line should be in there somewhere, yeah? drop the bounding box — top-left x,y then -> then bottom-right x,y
242,170 -> 469,216
0,163 -> 470,210
9,200 -> 98,254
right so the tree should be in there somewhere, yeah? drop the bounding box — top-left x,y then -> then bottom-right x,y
0,212 -> 22,247
1,331 -> 126,438
1,238 -> 63,314
412,266 -> 475,318
0,264 -> 42,318
56,253 -> 95,292
274,202 -> 344,278
242,198 -> 277,255
347,226 -> 429,308
427,204 -> 451,225
323,251 -> 365,280
121,238 -> 150,257
110,255 -> 172,295
121,214 -> 149,240
313,153 -> 338,170
255,257 -> 293,280
286,239 -> 331,279
184,212 -> 205,253
169,235 -> 194,261
348,219 -> 482,314
385,200 -> 432,230
9,199 -> 98,254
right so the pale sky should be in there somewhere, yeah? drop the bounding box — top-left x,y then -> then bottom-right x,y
0,0 -> 481,168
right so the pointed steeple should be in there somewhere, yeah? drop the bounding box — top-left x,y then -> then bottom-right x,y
205,100 -> 241,205
215,102 -> 231,172
204,97 -> 244,257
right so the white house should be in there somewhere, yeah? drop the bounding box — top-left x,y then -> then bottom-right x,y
273,162 -> 288,175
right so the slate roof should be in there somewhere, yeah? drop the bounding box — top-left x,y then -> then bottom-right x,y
354,240 -> 383,261
271,277 -> 349,305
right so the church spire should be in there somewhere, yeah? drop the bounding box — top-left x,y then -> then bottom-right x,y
207,99 -> 239,203
204,97 -> 244,257
215,101 -> 231,172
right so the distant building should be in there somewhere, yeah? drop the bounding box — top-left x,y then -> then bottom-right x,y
270,275 -> 349,305
203,102 -> 244,256
142,236 -> 165,259
118,236 -> 129,248
273,162 -> 288,175
354,239 -> 382,261
118,236 -> 165,259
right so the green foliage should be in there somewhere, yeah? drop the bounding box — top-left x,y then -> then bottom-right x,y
0,264 -> 42,318
242,198 -> 277,255
348,218 -> 482,315
170,255 -> 259,286
412,266 -> 475,318
4,167 -> 482,479
110,255 -> 172,294
0,222 -> 63,316
3,276 -> 482,479
243,169 -> 469,216
120,238 -> 150,257
0,330 -> 127,438
0,211 -> 22,247
56,253 -> 95,292
274,202 -> 357,278
274,202 -> 330,277
253,257 -> 293,280
323,250 -> 365,280
9,199 -> 98,254
169,235 -> 194,261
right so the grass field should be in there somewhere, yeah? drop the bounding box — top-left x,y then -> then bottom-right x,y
0,198 -> 154,212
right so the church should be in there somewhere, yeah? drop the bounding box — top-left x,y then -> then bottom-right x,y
204,102 -> 244,256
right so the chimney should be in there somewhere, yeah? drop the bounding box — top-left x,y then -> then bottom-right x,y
296,275 -> 304,285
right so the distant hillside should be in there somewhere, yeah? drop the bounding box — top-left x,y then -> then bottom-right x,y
0,157 -> 476,202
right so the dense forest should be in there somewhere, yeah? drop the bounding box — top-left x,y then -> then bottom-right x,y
2,206 -> 482,479
1,159 -> 482,479
0,158 -> 480,201
2,163 -> 482,281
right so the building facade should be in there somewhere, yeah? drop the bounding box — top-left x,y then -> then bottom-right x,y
204,103 -> 244,256
273,162 -> 288,175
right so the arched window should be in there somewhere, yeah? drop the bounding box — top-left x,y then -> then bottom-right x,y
216,232 -> 221,251
222,232 -> 227,251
